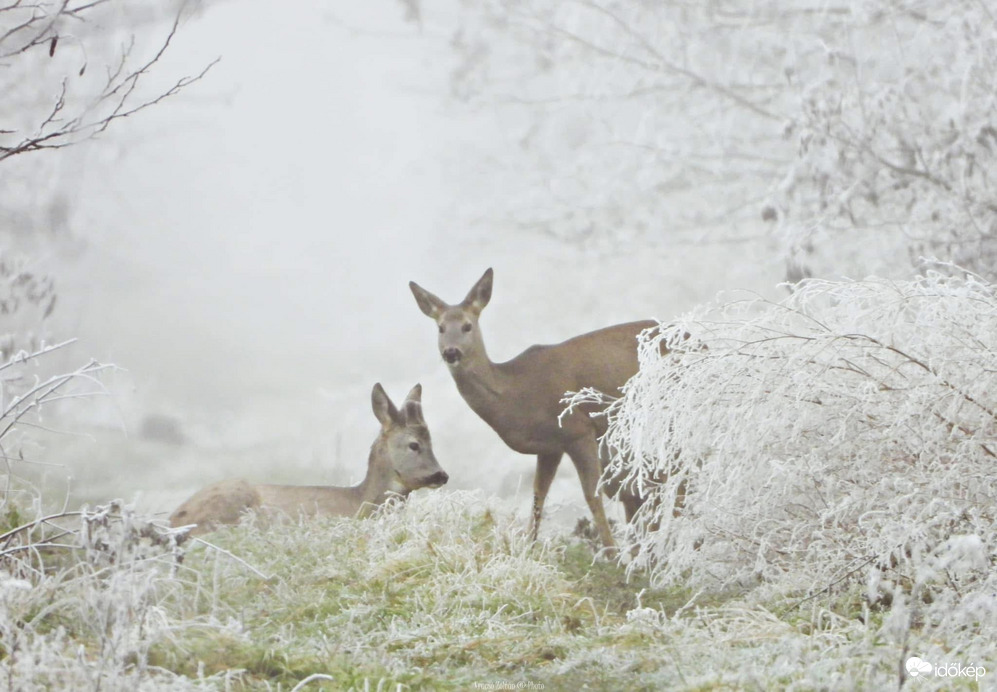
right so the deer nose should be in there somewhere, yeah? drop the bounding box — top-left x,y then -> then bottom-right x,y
426,470 -> 449,487
442,348 -> 462,364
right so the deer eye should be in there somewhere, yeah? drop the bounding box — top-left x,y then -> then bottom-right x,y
408,441 -> 421,452
461,322 -> 472,333
438,324 -> 445,334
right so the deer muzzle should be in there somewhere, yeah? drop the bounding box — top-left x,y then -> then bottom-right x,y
442,347 -> 462,364
425,470 -> 449,488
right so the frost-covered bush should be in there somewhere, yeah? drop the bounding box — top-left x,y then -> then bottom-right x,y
593,270 -> 996,655
0,340 -> 109,513
0,500 -> 203,691
0,341 -> 204,690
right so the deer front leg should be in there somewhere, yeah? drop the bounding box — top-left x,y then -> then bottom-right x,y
567,438 -> 617,552
531,452 -> 563,542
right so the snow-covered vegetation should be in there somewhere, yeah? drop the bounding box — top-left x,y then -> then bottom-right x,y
2,324 -> 992,687
1,500 -> 191,691
10,487 -> 987,690
580,269 -> 997,676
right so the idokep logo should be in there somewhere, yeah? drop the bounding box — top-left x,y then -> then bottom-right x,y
906,656 -> 987,682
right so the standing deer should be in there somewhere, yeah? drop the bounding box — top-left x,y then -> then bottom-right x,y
409,268 -> 654,550
170,383 -> 448,535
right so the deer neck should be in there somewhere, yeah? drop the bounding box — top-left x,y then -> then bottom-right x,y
450,346 -> 510,410
352,438 -> 410,511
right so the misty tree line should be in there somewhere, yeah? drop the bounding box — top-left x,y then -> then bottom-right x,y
6,0 -> 995,349
407,0 -> 997,282
0,0 -> 208,357
5,2 -> 996,333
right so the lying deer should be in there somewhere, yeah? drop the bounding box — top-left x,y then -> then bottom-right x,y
170,383 -> 448,535
410,268 -> 654,550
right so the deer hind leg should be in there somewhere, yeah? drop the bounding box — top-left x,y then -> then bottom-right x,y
622,491 -> 643,524
567,438 -> 617,552
599,447 -> 643,526
531,452 -> 562,542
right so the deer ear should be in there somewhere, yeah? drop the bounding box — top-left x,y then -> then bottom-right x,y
462,267 -> 493,314
404,383 -> 422,405
403,384 -> 424,425
371,383 -> 402,427
409,281 -> 446,320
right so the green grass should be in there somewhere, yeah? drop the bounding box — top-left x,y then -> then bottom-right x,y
137,492 -> 915,691
4,491 -> 988,690
147,497 -> 698,690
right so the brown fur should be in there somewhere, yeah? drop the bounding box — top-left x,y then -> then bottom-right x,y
170,384 -> 447,536
410,268 -> 656,551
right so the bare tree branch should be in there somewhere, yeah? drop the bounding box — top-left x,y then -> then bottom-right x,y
0,0 -> 217,163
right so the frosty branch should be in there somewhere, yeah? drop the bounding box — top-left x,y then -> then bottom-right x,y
0,0 -> 216,163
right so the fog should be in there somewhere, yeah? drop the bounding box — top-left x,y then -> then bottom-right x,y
32,2 -> 776,524
69,2 -> 449,407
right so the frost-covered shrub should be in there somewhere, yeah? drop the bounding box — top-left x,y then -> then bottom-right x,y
0,340 -> 109,513
592,270 -> 996,650
0,501 -> 201,691
0,341 -> 204,690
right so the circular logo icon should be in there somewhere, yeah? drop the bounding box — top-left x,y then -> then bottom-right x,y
906,657 -> 933,677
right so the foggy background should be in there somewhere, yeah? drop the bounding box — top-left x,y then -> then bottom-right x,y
20,2 -> 777,526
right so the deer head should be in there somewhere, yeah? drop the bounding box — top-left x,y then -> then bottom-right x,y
370,382 -> 448,491
409,267 -> 493,368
